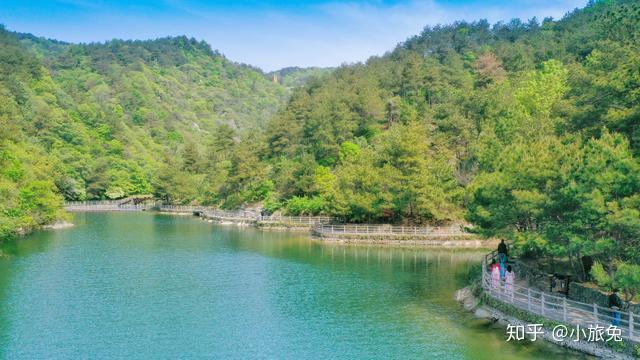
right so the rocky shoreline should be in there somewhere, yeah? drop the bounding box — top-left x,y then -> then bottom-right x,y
12,220 -> 74,239
42,220 -> 75,230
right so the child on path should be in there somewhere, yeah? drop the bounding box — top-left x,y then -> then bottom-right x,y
504,265 -> 515,298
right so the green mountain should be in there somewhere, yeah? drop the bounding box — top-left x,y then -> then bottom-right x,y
256,0 -> 640,280
0,27 -> 288,238
260,0 -> 640,226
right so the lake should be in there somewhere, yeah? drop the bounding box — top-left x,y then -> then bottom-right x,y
0,213 -> 586,359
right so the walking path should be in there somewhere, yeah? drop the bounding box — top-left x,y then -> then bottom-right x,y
312,223 -> 472,237
482,250 -> 639,343
64,202 -> 485,245
64,200 -> 154,211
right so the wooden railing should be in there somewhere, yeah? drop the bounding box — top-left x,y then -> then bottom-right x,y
482,251 -> 640,342
201,209 -> 258,219
312,224 -> 470,237
64,200 -> 123,206
158,205 -> 209,213
64,201 -> 155,212
155,206 -> 338,226
159,206 -> 259,219
258,215 -> 335,225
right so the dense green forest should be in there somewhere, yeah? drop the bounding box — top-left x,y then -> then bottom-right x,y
1,0 -> 639,291
0,27 -> 297,238
257,0 -> 639,290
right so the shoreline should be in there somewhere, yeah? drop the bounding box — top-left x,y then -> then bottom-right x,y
42,220 -> 75,230
10,219 -> 75,240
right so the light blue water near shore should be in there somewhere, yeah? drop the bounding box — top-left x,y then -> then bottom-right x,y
0,213 -> 586,359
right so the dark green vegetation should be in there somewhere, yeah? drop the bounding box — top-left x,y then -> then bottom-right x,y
258,0 -> 640,295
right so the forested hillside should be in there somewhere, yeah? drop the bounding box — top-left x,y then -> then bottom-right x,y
253,0 -> 640,283
0,27 -> 288,238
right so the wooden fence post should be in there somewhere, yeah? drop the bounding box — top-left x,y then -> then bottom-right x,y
630,311 -> 634,338
563,297 -> 567,322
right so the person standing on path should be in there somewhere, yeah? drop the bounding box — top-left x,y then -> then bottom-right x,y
498,240 -> 508,264
609,289 -> 623,326
498,240 -> 508,279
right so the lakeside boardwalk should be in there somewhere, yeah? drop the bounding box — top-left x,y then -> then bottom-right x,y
158,206 -> 335,226
134,205 -> 338,228
313,224 -> 471,237
312,223 -> 492,247
259,215 -> 334,226
64,201 -> 154,212
64,202 -> 484,245
482,250 -> 640,343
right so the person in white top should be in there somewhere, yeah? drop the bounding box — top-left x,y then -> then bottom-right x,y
504,265 -> 515,297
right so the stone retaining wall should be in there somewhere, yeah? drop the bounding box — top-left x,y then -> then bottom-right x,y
569,282 -> 640,313
255,222 -> 313,232
314,233 -> 496,248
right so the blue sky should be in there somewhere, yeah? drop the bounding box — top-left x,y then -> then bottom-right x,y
1,0 -> 587,71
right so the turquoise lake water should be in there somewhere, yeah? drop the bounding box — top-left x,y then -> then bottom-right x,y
0,213 -> 587,359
